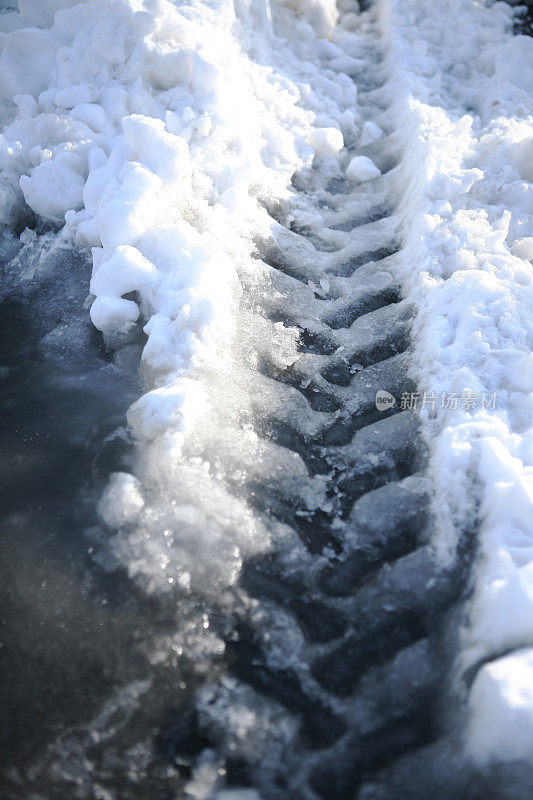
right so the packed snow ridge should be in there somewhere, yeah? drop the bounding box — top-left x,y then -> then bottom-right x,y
382,0 -> 533,765
1,0 -> 533,773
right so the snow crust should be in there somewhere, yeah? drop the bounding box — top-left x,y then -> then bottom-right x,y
380,0 -> 533,765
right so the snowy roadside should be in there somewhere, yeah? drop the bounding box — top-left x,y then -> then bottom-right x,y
0,0 -> 368,450
1,0 -> 305,446
0,0 -> 354,584
379,0 -> 533,764
0,1 -> 363,791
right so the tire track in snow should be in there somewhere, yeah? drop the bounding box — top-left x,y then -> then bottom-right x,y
153,14 -> 476,800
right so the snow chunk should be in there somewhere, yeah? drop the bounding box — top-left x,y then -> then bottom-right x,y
468,649 -> 533,763
306,127 -> 344,156
95,162 -> 164,250
90,245 -> 159,297
55,84 -> 99,109
132,10 -> 160,34
18,0 -> 80,27
0,12 -> 25,35
97,472 -> 145,529
83,158 -> 117,218
346,155 -> 381,182
13,93 -> 38,118
0,28 -> 57,99
90,294 -> 139,332
144,48 -> 218,94
360,120 -> 384,146
69,103 -> 107,132
513,237 -> 533,261
127,379 -> 208,441
122,114 -> 191,185
286,0 -> 338,36
495,36 -> 533,94
20,161 -> 84,222
511,137 -> 533,182
329,55 -> 361,76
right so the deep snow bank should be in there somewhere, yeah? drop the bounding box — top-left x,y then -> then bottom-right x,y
379,0 -> 533,766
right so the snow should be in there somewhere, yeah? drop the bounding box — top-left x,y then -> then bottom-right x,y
510,135 -> 533,182
468,649 -> 533,764
54,84 -> 99,108
2,0 -> 533,776
284,0 -> 338,37
17,0 -> 79,28
69,102 -> 108,132
0,0 -> 365,644
0,28 -> 57,98
121,114 -> 191,184
94,162 -> 165,251
495,34 -> 533,93
306,126 -> 344,155
345,154 -> 381,182
380,0 -> 533,765
19,159 -> 84,222
360,119 -> 384,145
0,0 -> 364,458
89,244 -> 160,330
89,293 -> 140,331
90,244 -> 159,298
97,471 -> 145,529
513,237 -> 533,261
